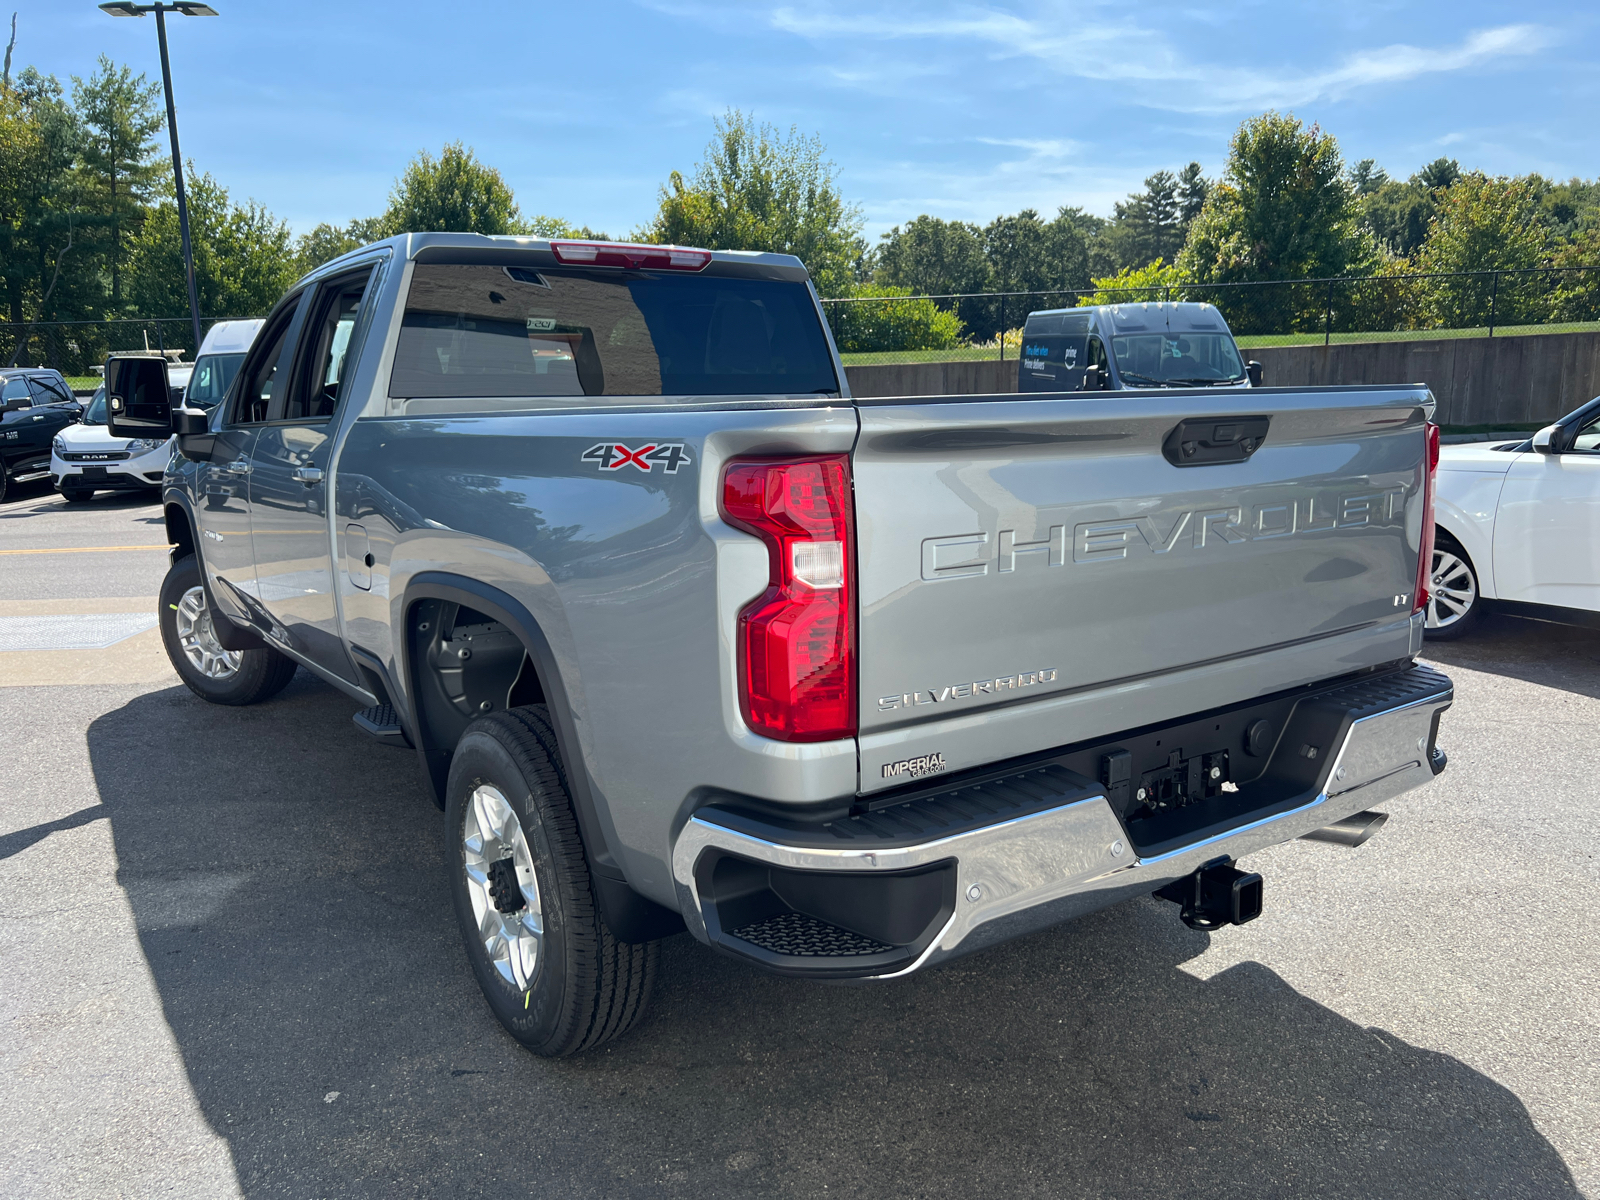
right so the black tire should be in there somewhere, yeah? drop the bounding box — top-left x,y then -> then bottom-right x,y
61,488 -> 94,503
0,466 -> 8,504
158,554 -> 298,704
1422,533 -> 1483,641
446,706 -> 658,1057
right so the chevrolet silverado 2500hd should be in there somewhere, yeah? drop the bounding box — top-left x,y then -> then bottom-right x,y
105,233 -> 1452,1057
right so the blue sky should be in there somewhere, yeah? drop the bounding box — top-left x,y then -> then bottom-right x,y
16,1 -> 1599,242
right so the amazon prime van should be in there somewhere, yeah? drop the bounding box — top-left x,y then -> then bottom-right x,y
1018,302 -> 1261,392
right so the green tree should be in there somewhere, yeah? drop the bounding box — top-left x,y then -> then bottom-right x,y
976,207 -> 1090,338
294,215 -> 389,273
1177,111 -> 1375,332
0,67 -> 90,364
1076,258 -> 1185,307
380,141 -> 521,235
1549,227 -> 1600,322
639,109 -> 865,296
1416,172 -> 1546,327
71,56 -> 163,310
827,283 -> 964,354
1176,162 -> 1210,232
872,214 -> 990,338
126,168 -> 296,335
1348,158 -> 1388,196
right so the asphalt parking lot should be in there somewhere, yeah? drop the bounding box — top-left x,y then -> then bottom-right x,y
1,479 -> 1596,1199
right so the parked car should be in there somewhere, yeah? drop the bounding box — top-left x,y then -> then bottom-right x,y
1,367 -> 81,502
50,382 -> 178,502
1018,302 -> 1264,392
1427,395 -> 1600,639
109,233 -> 1452,1056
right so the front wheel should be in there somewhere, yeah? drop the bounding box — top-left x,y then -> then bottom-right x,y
1423,536 -> 1482,641
446,706 -> 658,1057
158,554 -> 298,704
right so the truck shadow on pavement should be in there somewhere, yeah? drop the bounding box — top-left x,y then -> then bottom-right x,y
88,678 -> 1581,1200
1423,612 -> 1600,701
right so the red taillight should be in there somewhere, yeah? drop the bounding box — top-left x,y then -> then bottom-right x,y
721,455 -> 856,742
549,241 -> 712,271
1414,421 -> 1440,616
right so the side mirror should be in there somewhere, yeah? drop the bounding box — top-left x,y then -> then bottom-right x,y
1532,424 -> 1561,454
106,355 -> 174,439
1081,365 -> 1105,392
173,405 -> 218,462
0,397 -> 26,414
1247,361 -> 1264,387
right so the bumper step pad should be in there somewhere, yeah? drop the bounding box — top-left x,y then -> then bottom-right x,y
731,912 -> 894,958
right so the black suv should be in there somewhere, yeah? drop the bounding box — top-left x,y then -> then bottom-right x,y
1,368 -> 81,502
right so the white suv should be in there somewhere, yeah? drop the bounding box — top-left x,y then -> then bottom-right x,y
52,320 -> 262,502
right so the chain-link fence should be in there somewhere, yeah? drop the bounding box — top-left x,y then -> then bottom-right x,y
0,316 -> 254,389
822,266 -> 1600,366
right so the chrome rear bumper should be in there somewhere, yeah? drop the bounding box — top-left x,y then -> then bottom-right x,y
671,664 -> 1452,978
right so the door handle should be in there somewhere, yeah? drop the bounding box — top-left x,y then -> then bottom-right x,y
291,466 -> 324,485
32,415 -> 44,421
226,458 -> 251,475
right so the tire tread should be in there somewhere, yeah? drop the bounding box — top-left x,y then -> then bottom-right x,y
484,705 -> 658,1055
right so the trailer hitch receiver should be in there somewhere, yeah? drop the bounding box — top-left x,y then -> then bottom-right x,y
1156,857 -> 1263,930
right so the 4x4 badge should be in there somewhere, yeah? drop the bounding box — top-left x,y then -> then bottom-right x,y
581,442 -> 691,474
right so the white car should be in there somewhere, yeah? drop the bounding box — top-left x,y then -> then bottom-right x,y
1427,396 -> 1600,639
52,320 -> 262,503
50,373 -> 188,502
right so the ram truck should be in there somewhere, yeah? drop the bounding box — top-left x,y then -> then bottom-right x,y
105,233 -> 1453,1057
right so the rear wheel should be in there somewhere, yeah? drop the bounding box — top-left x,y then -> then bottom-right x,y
158,554 -> 298,704
446,706 -> 658,1057
1423,534 -> 1482,641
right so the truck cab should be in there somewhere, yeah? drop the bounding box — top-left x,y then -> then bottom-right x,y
1018,301 -> 1261,392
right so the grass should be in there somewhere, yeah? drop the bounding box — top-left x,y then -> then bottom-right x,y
839,321 -> 1600,367
1235,321 -> 1600,349
65,375 -> 99,392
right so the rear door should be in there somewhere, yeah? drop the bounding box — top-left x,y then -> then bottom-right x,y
193,293 -> 308,623
851,387 -> 1431,791
247,267 -> 375,681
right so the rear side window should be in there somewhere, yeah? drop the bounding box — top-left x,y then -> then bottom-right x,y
389,265 -> 838,403
1020,311 -> 1091,382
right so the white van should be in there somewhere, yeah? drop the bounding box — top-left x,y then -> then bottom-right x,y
184,318 -> 266,410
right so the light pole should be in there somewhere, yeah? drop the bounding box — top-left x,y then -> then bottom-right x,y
99,2 -> 217,359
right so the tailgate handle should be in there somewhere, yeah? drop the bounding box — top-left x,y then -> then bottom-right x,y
1163,415 -> 1270,467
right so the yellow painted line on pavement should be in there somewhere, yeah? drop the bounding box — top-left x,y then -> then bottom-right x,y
0,544 -> 169,556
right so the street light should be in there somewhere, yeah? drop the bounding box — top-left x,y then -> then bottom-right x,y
99,2 -> 218,359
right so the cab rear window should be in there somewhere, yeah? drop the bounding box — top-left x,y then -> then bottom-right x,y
389,265 -> 838,403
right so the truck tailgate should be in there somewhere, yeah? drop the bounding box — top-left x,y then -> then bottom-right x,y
852,385 -> 1431,792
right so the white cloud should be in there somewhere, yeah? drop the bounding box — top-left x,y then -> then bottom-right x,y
758,4 -> 1552,115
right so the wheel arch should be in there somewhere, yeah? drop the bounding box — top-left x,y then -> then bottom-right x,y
1432,503 -> 1495,600
398,572 -> 684,945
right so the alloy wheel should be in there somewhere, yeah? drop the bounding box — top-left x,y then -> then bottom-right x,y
1425,547 -> 1477,630
173,585 -> 243,679
462,784 -> 544,991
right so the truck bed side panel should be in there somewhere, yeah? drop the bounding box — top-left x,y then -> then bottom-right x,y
334,404 -> 858,908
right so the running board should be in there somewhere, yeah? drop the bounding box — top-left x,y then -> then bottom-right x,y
353,704 -> 412,748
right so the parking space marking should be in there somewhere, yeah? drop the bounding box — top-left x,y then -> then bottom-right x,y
0,596 -> 174,686
0,544 -> 169,556
0,612 -> 159,651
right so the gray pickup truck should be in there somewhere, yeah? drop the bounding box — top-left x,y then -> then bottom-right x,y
106,233 -> 1452,1056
